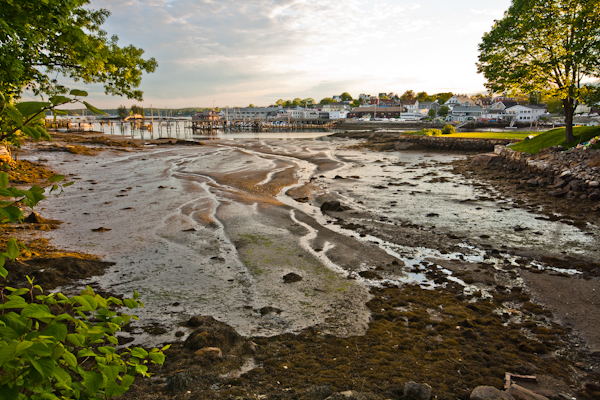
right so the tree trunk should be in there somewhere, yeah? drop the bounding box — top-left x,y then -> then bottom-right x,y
563,98 -> 574,143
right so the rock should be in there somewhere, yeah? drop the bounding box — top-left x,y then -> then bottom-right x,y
426,213 -> 439,217
404,381 -> 433,400
589,181 -> 600,188
471,386 -> 514,400
505,384 -> 549,400
526,179 -> 538,187
321,201 -> 345,212
283,272 -> 302,283
567,180 -> 582,192
553,177 -> 568,188
259,306 -> 282,315
472,153 -> 503,167
165,372 -> 194,393
589,190 -> 600,201
194,347 -> 222,359
548,189 -> 568,197
184,316 -> 242,352
358,270 -> 382,280
0,147 -> 13,165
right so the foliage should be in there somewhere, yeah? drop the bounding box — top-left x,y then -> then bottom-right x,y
129,105 -> 144,116
116,106 -> 127,119
546,97 -> 564,115
437,106 -> 450,117
351,99 -> 361,108
300,98 -> 315,107
427,108 -> 436,118
0,0 -> 157,101
509,126 -> 600,153
0,90 -> 105,148
319,97 -> 335,105
477,0 -> 600,142
424,129 -> 442,136
0,96 -> 166,399
400,90 -> 415,101
442,124 -> 456,135
339,92 -> 353,102
417,92 -> 431,102
433,92 -> 453,105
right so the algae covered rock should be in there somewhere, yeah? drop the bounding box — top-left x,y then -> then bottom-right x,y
404,381 -> 432,400
184,315 -> 242,352
470,386 -> 514,400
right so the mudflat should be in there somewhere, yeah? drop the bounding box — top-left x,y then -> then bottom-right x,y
8,133 -> 600,400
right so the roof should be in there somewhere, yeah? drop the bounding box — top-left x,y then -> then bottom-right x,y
351,106 -> 404,112
452,106 -> 483,112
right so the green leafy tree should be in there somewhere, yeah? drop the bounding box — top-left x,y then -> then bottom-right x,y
300,98 -> 315,107
319,97 -> 335,105
117,105 -> 127,119
477,0 -> 600,143
130,105 -> 144,116
0,0 -> 157,100
351,99 -> 361,108
283,100 -> 293,108
400,90 -> 415,101
248,104 -> 255,108
428,108 -> 436,118
433,92 -> 453,104
417,92 -> 431,102
438,105 -> 450,117
292,98 -> 302,106
339,92 -> 353,101
275,99 -> 284,106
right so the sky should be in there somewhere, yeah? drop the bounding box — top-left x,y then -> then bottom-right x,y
75,0 -> 511,109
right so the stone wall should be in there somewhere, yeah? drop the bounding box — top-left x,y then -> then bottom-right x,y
494,145 -> 600,200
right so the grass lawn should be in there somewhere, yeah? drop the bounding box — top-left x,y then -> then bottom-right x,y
509,126 -> 600,154
444,132 -> 538,140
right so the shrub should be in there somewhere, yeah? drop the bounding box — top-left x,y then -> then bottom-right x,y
442,124 -> 456,134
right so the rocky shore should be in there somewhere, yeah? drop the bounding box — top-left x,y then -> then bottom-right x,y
8,132 -> 600,400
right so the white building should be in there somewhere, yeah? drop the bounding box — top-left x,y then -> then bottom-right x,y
227,106 -> 281,120
329,110 -> 349,120
504,105 -> 547,121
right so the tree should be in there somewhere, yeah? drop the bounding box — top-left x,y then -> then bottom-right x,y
130,104 -> 144,116
438,105 -> 450,117
292,98 -> 302,106
433,92 -> 453,104
417,92 -> 431,102
339,92 -> 353,101
319,97 -> 335,105
351,99 -> 361,108
248,104 -> 255,108
0,0 -> 157,100
117,105 -> 127,118
275,99 -> 284,106
428,108 -> 437,118
477,0 -> 600,143
442,124 -> 456,134
300,98 -> 315,107
400,90 -> 415,101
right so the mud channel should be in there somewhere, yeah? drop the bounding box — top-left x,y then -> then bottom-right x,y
14,134 -> 600,399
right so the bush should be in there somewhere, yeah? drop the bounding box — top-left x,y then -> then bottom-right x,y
424,129 -> 443,136
442,124 -> 456,134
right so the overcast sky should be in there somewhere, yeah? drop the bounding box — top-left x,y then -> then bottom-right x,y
78,0 -> 511,108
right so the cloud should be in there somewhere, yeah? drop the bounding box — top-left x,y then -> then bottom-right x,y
80,0 -> 508,107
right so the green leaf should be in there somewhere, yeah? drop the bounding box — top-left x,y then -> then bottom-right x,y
49,95 -> 71,106
22,126 -> 41,140
15,340 -> 34,356
48,175 -> 65,183
130,347 -> 148,358
149,352 -> 165,364
77,349 -> 96,358
67,333 -> 85,347
62,350 -> 78,368
73,295 -> 93,311
0,206 -> 23,223
5,106 -> 23,126
21,303 -> 54,321
53,367 -> 73,389
0,326 -> 19,340
15,101 -> 51,117
30,357 -> 55,379
69,89 -> 88,97
83,101 -> 107,116
83,371 -> 106,394
123,298 -> 138,309
5,238 -> 20,259
0,172 -> 8,188
0,384 -> 19,400
0,298 -> 28,309
0,266 -> 7,279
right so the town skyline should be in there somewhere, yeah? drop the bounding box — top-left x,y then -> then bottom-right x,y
42,0 -> 511,110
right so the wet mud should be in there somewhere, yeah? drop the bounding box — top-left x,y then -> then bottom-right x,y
9,134 -> 600,399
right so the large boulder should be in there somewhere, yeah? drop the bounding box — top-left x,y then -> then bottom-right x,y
320,201 -> 345,212
505,384 -> 549,400
471,153 -> 504,167
184,316 -> 242,352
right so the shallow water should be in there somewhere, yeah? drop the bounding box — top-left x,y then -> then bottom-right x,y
32,138 -> 599,345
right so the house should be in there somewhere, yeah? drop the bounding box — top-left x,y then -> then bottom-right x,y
359,94 -> 371,102
348,106 -> 404,119
192,110 -> 221,122
226,107 -> 280,120
504,104 -> 547,121
320,102 -> 349,111
450,105 -> 483,122
444,95 -> 474,108
329,110 -> 349,120
419,102 -> 441,114
403,99 -> 420,112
